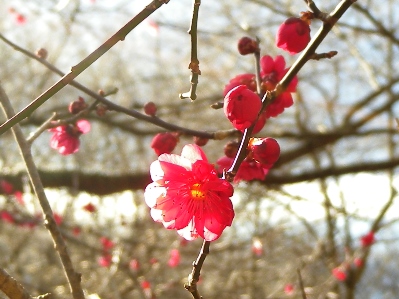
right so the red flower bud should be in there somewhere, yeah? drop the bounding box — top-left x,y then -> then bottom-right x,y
193,136 -> 209,146
223,85 -> 261,131
223,140 -> 240,158
144,101 -> 157,116
237,36 -> 259,55
68,97 -> 88,114
360,231 -> 375,247
249,137 -> 280,166
276,17 -> 311,55
150,132 -> 178,156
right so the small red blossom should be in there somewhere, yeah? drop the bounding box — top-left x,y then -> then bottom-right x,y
276,17 -> 311,55
167,249 -> 181,268
14,191 -> 24,205
129,259 -> 140,271
72,226 -> 81,236
332,267 -> 347,281
0,180 -> 14,194
149,258 -> 158,264
98,254 -> 112,268
237,36 -> 259,55
145,144 -> 234,241
82,202 -> 96,213
53,213 -> 63,225
0,211 -> 15,224
151,132 -> 179,156
141,280 -> 151,290
224,85 -> 262,131
144,102 -> 157,116
100,236 -> 115,251
248,137 -> 280,166
217,156 -> 270,183
224,55 -> 297,119
284,283 -> 295,295
360,231 -> 375,247
49,119 -> 91,155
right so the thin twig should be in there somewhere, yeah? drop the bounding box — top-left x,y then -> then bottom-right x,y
0,33 -> 231,140
297,268 -> 307,299
180,0 -> 201,101
0,84 -> 85,299
0,0 -> 169,135
184,240 -> 210,299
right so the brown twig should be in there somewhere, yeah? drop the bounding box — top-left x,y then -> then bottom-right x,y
297,268 -> 307,299
0,84 -> 85,299
0,0 -> 169,135
0,33 -> 236,140
0,267 -> 33,299
184,240 -> 210,299
226,0 -> 357,182
180,0 -> 201,101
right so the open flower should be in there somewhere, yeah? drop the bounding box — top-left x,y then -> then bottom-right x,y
49,119 -> 91,155
224,55 -> 298,119
145,144 -> 234,241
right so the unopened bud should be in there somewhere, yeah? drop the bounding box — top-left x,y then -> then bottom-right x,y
96,104 -> 107,117
36,48 -> 48,59
144,101 -> 157,116
237,37 -> 259,55
68,97 -> 88,114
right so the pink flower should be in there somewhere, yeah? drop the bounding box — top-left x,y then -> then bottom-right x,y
150,132 -> 179,156
98,254 -> 112,268
14,191 -> 24,205
332,267 -> 347,281
100,237 -> 115,251
49,120 -> 91,155
0,180 -> 14,194
145,144 -> 234,241
129,259 -> 140,271
224,56 -> 298,119
224,85 -> 262,131
53,213 -> 63,225
248,137 -> 280,166
260,55 -> 298,118
284,283 -> 295,295
360,231 -> 375,247
167,249 -> 181,267
0,211 -> 15,224
276,17 -> 311,54
217,156 -> 270,183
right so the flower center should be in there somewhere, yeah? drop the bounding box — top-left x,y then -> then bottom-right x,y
190,183 -> 206,199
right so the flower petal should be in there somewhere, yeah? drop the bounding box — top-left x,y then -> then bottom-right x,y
181,144 -> 208,163
76,119 -> 91,134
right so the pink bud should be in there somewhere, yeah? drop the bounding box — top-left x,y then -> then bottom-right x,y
68,97 -> 88,114
193,136 -> 209,147
150,132 -> 178,156
223,85 -> 261,131
332,267 -> 347,281
144,102 -> 157,116
360,231 -> 375,247
237,36 -> 259,55
276,17 -> 311,55
129,259 -> 140,270
248,137 -> 280,166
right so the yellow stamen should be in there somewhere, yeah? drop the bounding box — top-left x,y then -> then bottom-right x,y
190,183 -> 206,199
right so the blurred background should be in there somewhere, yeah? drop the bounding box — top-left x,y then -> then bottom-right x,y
0,0 -> 399,298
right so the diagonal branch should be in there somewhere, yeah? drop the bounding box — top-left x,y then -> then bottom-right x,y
0,0 -> 169,135
0,84 -> 85,299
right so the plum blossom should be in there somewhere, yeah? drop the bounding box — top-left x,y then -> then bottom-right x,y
217,156 -> 270,183
49,120 -> 91,155
145,144 -> 234,241
224,55 -> 298,118
224,85 -> 262,131
276,17 -> 311,54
